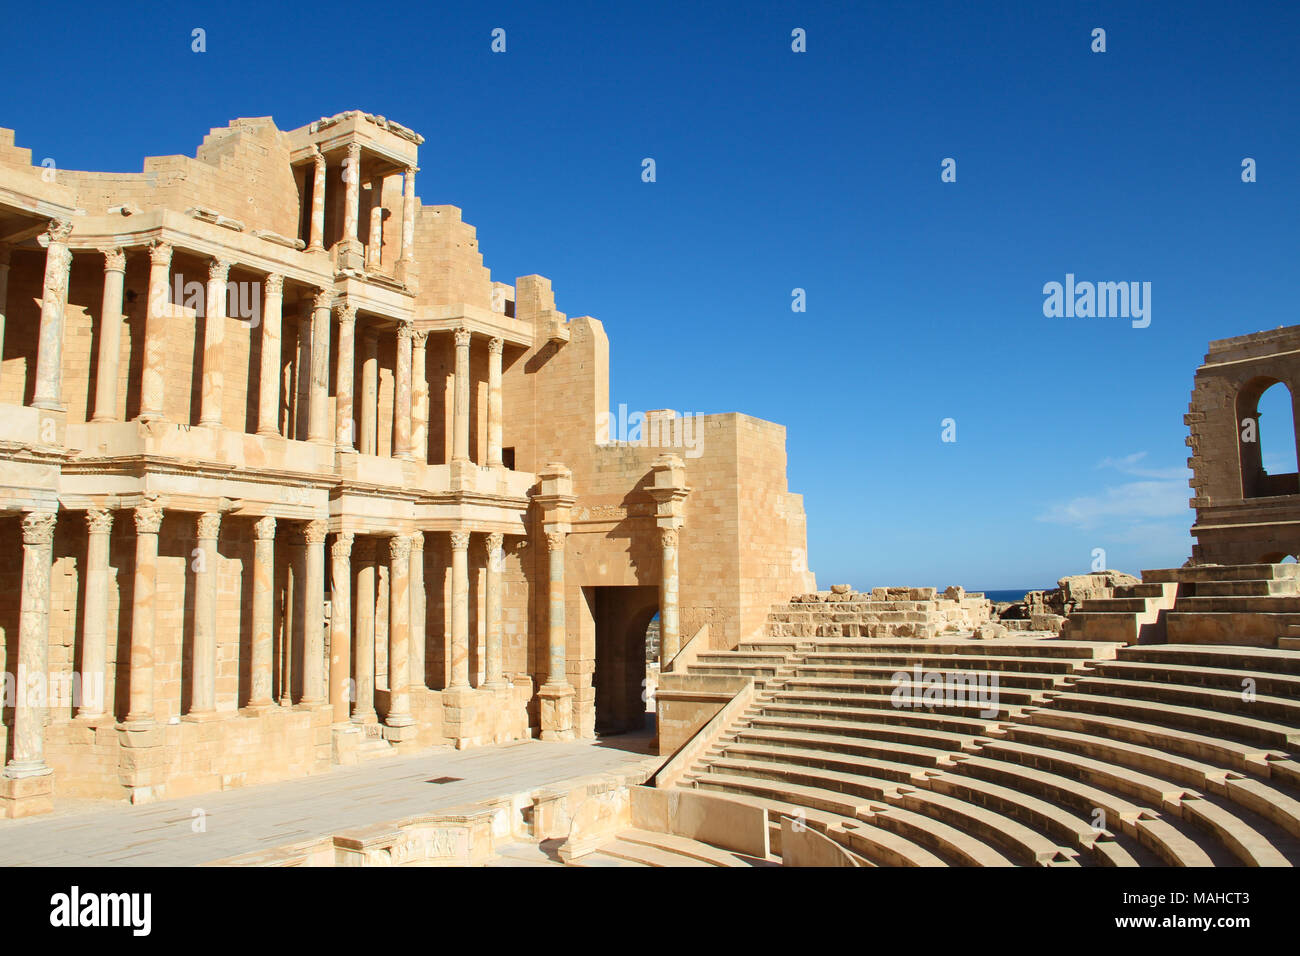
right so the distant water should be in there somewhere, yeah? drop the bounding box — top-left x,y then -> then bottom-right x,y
980,589 -> 1045,604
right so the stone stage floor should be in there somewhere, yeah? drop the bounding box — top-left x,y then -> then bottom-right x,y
0,732 -> 659,866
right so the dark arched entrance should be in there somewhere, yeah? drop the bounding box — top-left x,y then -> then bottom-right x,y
590,585 -> 659,735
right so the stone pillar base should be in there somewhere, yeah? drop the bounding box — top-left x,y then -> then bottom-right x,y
441,685 -> 477,748
117,722 -> 168,804
383,718 -> 418,744
449,458 -> 476,490
538,683 -> 575,741
0,770 -> 53,818
334,239 -> 365,272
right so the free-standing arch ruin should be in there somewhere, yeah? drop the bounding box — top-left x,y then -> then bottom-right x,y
1188,328 -> 1300,563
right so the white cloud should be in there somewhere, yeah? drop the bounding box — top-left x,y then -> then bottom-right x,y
1037,453 -> 1191,530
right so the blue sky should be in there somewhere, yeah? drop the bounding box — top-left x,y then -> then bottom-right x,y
7,1 -> 1297,589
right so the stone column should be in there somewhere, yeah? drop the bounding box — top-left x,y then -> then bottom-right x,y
452,328 -> 471,463
78,508 -> 113,719
0,244 -> 10,392
4,511 -> 56,777
352,539 -> 376,723
256,274 -> 284,436
91,248 -> 127,422
401,165 -> 417,270
367,181 -> 384,268
545,531 -> 569,688
409,531 -> 426,689
308,149 -> 326,252
484,532 -> 505,687
281,530 -> 301,705
449,531 -> 471,690
487,337 -> 504,468
32,220 -> 73,411
308,290 -> 332,443
360,330 -> 378,455
330,532 -> 354,723
300,520 -> 328,704
248,516 -> 276,709
659,528 -> 681,668
385,534 -> 415,735
343,144 -> 362,245
127,501 -> 163,725
393,320 -> 414,459
198,258 -> 230,428
138,241 -> 172,421
335,301 -> 356,451
188,512 -> 221,717
411,330 -> 429,463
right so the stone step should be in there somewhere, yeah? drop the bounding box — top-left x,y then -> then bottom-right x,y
1118,643 -> 1300,676
753,700 -> 1001,737
1059,612 -> 1140,643
780,680 -> 1042,709
888,786 -> 1079,866
1177,798 -> 1292,867
613,828 -> 767,867
727,727 -> 956,769
593,837 -> 714,868
1166,611 -> 1300,647
1044,691 -> 1300,751
1069,675 -> 1300,727
804,639 -> 1107,659
745,714 -> 982,751
1021,707 -> 1287,775
1175,596 -> 1300,613
1086,659 -> 1300,698
856,803 -> 1016,867
791,664 -> 1070,691
1143,564 -> 1300,583
949,755 -> 1214,867
801,652 -> 1089,674
1189,579 -> 1300,597
922,772 -> 1137,866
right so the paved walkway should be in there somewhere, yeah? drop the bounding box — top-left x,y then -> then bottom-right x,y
0,734 -> 659,866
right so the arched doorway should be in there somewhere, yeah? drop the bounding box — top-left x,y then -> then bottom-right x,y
1237,378 -> 1300,498
590,585 -> 659,736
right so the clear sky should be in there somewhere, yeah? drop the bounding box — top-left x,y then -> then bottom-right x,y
6,0 -> 1298,589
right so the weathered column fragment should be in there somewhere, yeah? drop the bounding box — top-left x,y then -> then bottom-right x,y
91,248 -> 127,422
32,220 -> 73,411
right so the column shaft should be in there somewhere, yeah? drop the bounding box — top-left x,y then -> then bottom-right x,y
190,512 -> 221,715
352,541 -> 376,722
198,259 -> 230,428
546,532 -> 568,687
659,528 -> 681,667
32,220 -> 73,411
367,181 -> 384,267
308,150 -> 326,252
335,303 -> 356,450
78,509 -> 113,718
386,535 -> 413,725
452,328 -> 471,462
343,144 -> 361,243
300,520 -> 327,703
127,503 -> 163,723
409,532 -> 426,690
449,531 -> 470,689
0,245 -> 10,392
249,516 -> 276,708
91,249 -> 126,422
485,532 -> 505,686
487,338 -> 504,467
6,512 -> 56,775
411,331 -> 429,463
307,291 -> 331,443
138,242 -> 172,421
360,332 -> 378,454
393,321 -> 414,459
256,275 -> 283,436
330,533 -> 354,722
401,166 -> 417,266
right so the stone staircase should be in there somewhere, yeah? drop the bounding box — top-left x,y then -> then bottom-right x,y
661,635 -> 1300,866
1063,563 -> 1300,648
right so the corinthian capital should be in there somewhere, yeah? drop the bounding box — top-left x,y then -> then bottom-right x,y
85,507 -> 114,536
134,502 -> 164,535
44,219 -> 73,245
331,531 -> 355,559
149,240 -> 173,266
101,247 -> 127,272
264,273 -> 284,296
389,534 -> 411,562
196,512 -> 222,540
454,327 -> 471,349
304,519 -> 328,544
545,531 -> 566,553
659,527 -> 679,549
254,515 -> 277,541
22,511 -> 57,546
